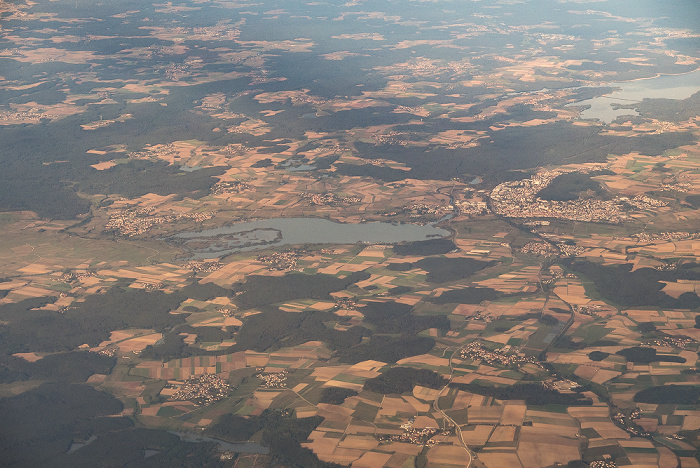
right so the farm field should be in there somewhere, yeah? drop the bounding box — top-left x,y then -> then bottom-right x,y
0,0 -> 699,467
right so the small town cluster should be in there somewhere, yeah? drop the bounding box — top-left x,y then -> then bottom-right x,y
490,170 -> 627,223
105,208 -> 213,236
171,374 -> 232,406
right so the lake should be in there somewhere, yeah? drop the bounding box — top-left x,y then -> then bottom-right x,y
171,217 -> 450,258
573,69 -> 700,123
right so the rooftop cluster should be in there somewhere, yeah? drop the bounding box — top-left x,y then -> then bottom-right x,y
171,374 -> 231,406
185,261 -> 223,273
307,192 -> 362,206
460,342 -> 540,368
379,419 -> 448,445
105,208 -> 213,236
212,181 -> 250,194
520,241 -> 558,256
490,170 -> 626,223
259,370 -> 288,388
257,250 -> 301,271
613,412 -> 651,438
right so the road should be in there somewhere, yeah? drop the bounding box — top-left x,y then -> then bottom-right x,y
433,345 -> 477,468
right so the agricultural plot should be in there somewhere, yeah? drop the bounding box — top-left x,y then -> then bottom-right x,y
0,0 -> 699,466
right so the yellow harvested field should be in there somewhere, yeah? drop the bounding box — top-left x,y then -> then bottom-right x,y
637,418 -> 659,432
626,453 -> 660,467
318,263 -> 368,274
379,396 -> 416,415
350,451 -> 392,468
356,246 -> 388,256
133,351 -> 248,379
345,421 -> 377,435
568,406 -> 609,418
317,403 -> 355,419
295,407 -> 318,418
620,439 -> 656,449
251,390 -> 281,409
427,445 -> 471,466
349,360 -> 386,371
98,329 -> 142,345
585,422 -> 630,439
451,391 -> 485,409
552,352 -> 592,366
452,304 -> 483,316
337,435 -> 379,450
517,439 -> 579,468
403,396 -> 431,413
307,443 -> 362,465
309,301 -> 336,310
553,280 -> 589,305
467,407 -> 503,424
398,354 -> 450,367
488,425 -> 516,443
656,447 -> 677,467
17,263 -> 55,274
681,414 -> 700,431
394,295 -> 423,305
304,434 -> 340,458
344,368 -> 384,379
87,373 -> 107,384
626,309 -> 663,321
140,406 -> 161,417
4,284 -> 57,299
662,280 -> 699,298
520,424 -> 580,442
324,380 -> 364,391
461,425 -> 494,446
679,457 -> 700,468
574,365 -> 599,380
12,352 -> 43,362
500,404 -> 526,425
245,352 -> 269,367
380,442 -> 422,456
591,369 -> 622,384
201,260 -> 261,285
382,452 -> 413,468
413,385 -> 442,400
479,452 -> 523,468
413,415 -> 439,429
117,333 -> 163,353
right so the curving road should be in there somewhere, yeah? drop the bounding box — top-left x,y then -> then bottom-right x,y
433,345 -> 477,468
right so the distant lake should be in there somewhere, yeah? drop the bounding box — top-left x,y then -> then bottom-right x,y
573,69 -> 700,123
171,217 -> 450,258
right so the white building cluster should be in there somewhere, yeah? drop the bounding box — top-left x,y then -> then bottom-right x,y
490,170 -> 626,223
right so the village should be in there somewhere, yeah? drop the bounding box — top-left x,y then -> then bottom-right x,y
170,374 -> 232,406
460,342 -> 541,368
257,250 -> 302,271
105,208 -> 214,237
